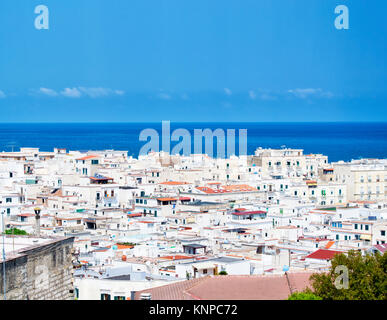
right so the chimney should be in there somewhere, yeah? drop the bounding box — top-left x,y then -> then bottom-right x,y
34,207 -> 41,237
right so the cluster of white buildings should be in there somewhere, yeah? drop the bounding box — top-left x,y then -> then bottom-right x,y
1,147 -> 386,300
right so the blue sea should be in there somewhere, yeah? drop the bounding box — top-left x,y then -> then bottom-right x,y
0,122 -> 386,162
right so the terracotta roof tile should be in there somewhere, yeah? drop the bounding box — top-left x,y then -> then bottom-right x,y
134,273 -> 313,300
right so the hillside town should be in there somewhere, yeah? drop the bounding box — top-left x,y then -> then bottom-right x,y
1,147 -> 387,300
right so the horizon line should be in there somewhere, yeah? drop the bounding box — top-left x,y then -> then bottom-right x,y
0,121 -> 387,124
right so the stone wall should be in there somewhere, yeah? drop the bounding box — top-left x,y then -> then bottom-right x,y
0,236 -> 75,300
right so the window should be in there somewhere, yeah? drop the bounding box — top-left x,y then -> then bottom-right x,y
114,296 -> 125,300
354,224 -> 358,230
336,235 -> 339,240
365,225 -> 369,231
381,230 -> 386,236
203,269 -> 207,274
6,198 -> 11,203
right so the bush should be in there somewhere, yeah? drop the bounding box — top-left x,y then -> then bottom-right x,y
288,290 -> 322,300
218,271 -> 228,275
5,228 -> 28,235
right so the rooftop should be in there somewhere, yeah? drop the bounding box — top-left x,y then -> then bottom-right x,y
134,272 -> 314,300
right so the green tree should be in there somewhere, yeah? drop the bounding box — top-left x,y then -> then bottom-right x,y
306,250 -> 387,300
4,228 -> 28,235
218,271 -> 228,275
288,289 -> 322,300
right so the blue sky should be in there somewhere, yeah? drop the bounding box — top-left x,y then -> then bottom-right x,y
0,0 -> 386,122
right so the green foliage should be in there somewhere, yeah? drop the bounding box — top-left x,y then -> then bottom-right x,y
288,289 -> 322,300
306,250 -> 387,300
117,242 -> 136,246
218,271 -> 228,275
4,228 -> 28,235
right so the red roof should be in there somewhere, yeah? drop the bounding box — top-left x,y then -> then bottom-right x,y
196,185 -> 256,194
160,255 -> 192,260
76,155 -> 99,161
134,273 -> 314,300
306,249 -> 343,260
90,176 -> 113,181
325,241 -> 335,249
128,213 -> 143,218
374,244 -> 387,253
179,197 -> 191,201
157,197 -> 177,202
18,213 -> 35,217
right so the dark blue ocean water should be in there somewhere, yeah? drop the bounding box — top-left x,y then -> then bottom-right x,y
0,122 -> 386,162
